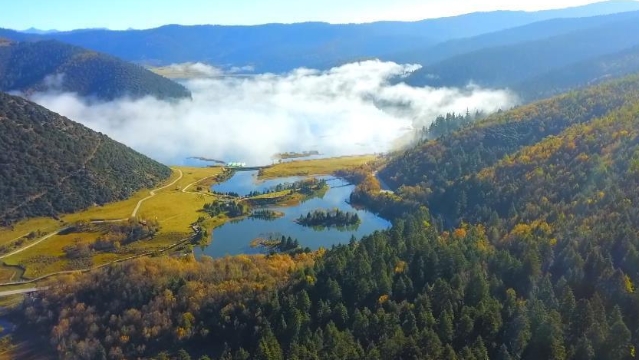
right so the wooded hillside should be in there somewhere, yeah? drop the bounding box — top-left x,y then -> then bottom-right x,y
0,92 -> 172,225
0,40 -> 191,100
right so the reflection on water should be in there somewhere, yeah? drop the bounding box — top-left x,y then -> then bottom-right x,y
212,172 -> 308,197
196,171 -> 391,258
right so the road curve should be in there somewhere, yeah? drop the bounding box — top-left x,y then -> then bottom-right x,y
131,169 -> 183,217
0,170 -> 184,262
182,175 -> 216,193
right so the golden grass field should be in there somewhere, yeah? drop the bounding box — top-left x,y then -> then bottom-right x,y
0,265 -> 22,283
0,218 -> 61,248
0,169 -> 186,246
0,167 -> 224,280
0,157 -> 375,282
258,155 -> 377,179
3,232 -> 101,279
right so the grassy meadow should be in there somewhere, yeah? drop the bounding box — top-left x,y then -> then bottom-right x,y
0,157 -> 377,282
258,155 -> 377,179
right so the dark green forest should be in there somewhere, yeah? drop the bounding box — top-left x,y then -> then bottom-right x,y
0,40 -> 191,100
0,92 -> 172,225
296,209 -> 361,229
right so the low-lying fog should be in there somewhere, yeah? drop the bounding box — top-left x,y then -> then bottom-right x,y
30,61 -> 518,165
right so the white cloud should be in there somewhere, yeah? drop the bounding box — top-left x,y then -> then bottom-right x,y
161,62 -> 224,77
229,65 -> 255,73
29,60 -> 517,166
42,73 -> 66,89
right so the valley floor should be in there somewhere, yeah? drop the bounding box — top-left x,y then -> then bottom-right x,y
0,155 -> 377,287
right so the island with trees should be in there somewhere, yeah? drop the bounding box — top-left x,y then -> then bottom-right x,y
250,235 -> 311,255
250,209 -> 285,221
296,208 -> 361,229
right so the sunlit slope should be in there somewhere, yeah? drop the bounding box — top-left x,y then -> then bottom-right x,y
381,73 -> 639,222
465,101 -> 639,228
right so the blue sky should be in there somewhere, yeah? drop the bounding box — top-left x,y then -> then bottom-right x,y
0,0 -> 621,31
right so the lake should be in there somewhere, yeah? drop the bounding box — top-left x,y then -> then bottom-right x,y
197,171 -> 391,257
211,171 -> 308,196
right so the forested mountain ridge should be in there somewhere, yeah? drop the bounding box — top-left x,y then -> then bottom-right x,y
469,100 -> 639,230
0,92 -> 172,225
381,73 -> 639,211
0,40 -> 191,100
394,95 -> 639,232
405,15 -> 639,91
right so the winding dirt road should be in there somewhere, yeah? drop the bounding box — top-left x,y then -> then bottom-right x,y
0,227 -> 70,260
181,174 -> 216,193
131,169 -> 183,217
0,170 -> 184,262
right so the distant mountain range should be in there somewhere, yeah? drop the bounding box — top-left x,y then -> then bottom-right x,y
3,0 -> 639,73
0,91 -> 172,225
383,10 -> 639,66
0,1 -> 638,103
0,39 -> 191,101
20,27 -> 59,35
404,14 -> 639,93
512,44 -> 639,101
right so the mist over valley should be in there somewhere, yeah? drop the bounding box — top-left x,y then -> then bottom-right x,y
29,61 -> 517,165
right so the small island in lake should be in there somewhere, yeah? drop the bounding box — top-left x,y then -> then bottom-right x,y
297,209 -> 361,229
250,235 -> 310,255
250,209 -> 285,220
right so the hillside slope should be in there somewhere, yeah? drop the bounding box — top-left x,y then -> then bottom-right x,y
405,15 -> 639,91
465,101 -> 639,228
381,74 -> 639,224
0,92 -> 172,225
0,40 -> 191,101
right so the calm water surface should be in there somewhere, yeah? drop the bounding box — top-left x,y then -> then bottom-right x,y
197,171 -> 391,257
